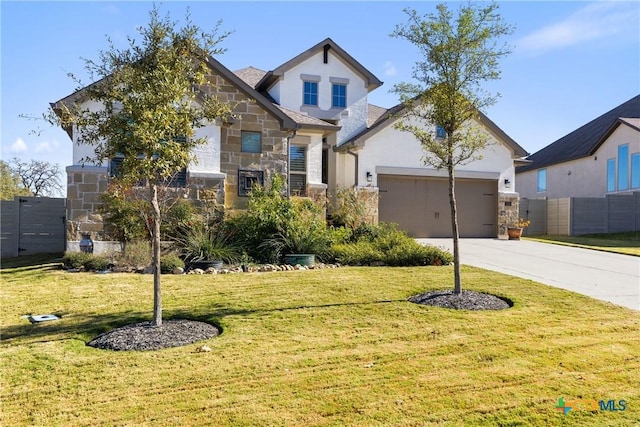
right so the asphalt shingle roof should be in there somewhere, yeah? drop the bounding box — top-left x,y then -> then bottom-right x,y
233,66 -> 267,88
517,95 -> 640,173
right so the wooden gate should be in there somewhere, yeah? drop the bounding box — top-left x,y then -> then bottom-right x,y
0,197 -> 66,258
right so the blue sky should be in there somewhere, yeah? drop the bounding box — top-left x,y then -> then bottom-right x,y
1,1 -> 639,175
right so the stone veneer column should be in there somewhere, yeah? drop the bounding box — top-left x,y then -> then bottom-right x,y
498,192 -> 520,239
66,165 -> 109,248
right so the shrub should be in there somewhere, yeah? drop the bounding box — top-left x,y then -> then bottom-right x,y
62,251 -> 92,269
331,187 -> 378,229
227,175 -> 333,263
173,223 -> 240,264
62,252 -> 112,271
117,241 -> 152,268
331,241 -> 384,265
260,198 -> 332,262
160,254 -> 185,274
83,256 -> 111,272
329,222 -> 453,266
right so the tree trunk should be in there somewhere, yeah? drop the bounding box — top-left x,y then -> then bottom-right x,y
150,182 -> 162,326
447,160 -> 462,294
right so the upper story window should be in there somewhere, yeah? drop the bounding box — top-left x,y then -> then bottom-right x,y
435,125 -> 447,139
606,158 -> 616,192
631,153 -> 640,189
241,131 -> 262,153
332,84 -> 346,108
536,169 -> 547,193
618,144 -> 629,191
303,81 -> 318,106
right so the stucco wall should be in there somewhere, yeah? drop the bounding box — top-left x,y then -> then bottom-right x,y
517,124 -> 640,199
268,50 -> 369,144
357,117 -> 517,193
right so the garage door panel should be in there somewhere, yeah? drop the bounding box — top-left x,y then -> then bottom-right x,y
378,175 -> 497,238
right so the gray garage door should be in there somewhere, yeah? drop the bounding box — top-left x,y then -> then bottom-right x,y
378,175 -> 497,238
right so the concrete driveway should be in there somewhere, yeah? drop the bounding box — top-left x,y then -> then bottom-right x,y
418,238 -> 640,311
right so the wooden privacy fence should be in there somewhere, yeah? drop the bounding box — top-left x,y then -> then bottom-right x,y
1,197 -> 66,258
520,192 -> 640,236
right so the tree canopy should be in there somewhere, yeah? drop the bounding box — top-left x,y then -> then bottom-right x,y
0,160 -> 32,200
391,2 -> 513,294
8,158 -> 63,197
48,6 -> 233,326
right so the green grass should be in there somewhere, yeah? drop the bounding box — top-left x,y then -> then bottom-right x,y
526,231 -> 640,256
1,259 -> 639,426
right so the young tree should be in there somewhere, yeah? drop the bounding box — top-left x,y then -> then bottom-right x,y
9,158 -> 63,197
391,2 -> 513,294
0,160 -> 32,200
49,7 -> 233,325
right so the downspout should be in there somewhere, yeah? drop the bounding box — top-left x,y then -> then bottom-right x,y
346,148 -> 359,187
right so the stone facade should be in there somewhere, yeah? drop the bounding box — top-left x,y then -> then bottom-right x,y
498,192 -> 520,239
65,67 -> 299,251
66,166 -> 109,242
204,72 -> 291,210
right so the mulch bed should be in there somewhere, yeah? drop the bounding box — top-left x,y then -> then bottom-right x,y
408,290 -> 511,310
87,319 -> 220,351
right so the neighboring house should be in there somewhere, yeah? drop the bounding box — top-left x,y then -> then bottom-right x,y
516,95 -> 640,200
53,37 -> 526,250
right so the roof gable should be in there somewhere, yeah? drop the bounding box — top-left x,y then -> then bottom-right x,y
51,56 -> 349,135
335,101 -> 527,158
590,117 -> 640,154
517,94 -> 640,173
255,38 -> 383,93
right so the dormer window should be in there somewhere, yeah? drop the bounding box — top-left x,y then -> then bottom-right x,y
303,81 -> 318,106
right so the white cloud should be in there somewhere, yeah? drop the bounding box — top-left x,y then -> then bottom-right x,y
384,61 -> 397,76
11,137 -> 28,153
34,140 -> 60,153
518,2 -> 639,54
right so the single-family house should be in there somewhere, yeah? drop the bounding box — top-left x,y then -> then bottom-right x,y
516,95 -> 640,200
53,37 -> 526,251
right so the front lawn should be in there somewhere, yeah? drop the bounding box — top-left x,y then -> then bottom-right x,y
526,232 -> 640,256
1,260 -> 639,426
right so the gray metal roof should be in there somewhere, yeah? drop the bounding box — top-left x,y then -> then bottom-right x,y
517,95 -> 640,173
